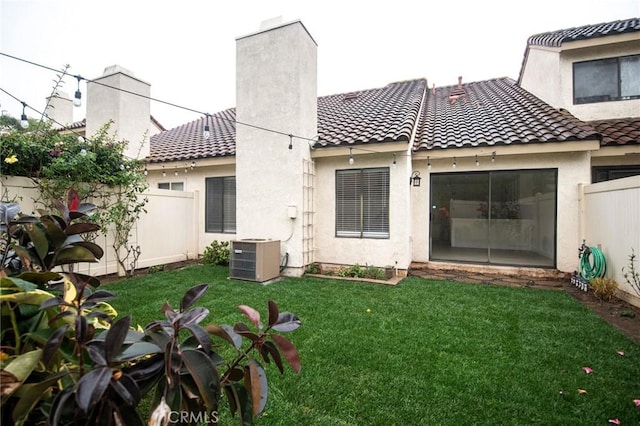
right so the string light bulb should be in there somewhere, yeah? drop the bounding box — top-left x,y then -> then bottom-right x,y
475,154 -> 479,166
190,161 -> 196,170
427,156 -> 431,170
20,102 -> 28,129
452,157 -> 457,168
73,76 -> 82,107
174,166 -> 178,176
348,148 -> 354,165
144,164 -> 148,176
203,114 -> 210,140
392,154 -> 397,168
162,166 -> 166,177
288,134 -> 293,150
492,151 -> 496,162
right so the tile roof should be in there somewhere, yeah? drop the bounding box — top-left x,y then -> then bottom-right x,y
149,108 -> 236,162
149,78 -> 635,162
413,77 -> 600,151
527,18 -> 640,48
590,118 -> 640,146
314,79 -> 427,147
148,79 -> 427,162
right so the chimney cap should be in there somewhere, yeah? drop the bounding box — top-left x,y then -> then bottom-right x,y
102,64 -> 135,77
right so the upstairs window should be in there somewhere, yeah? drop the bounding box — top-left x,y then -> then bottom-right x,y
336,168 -> 389,238
574,54 -> 640,104
205,176 -> 236,233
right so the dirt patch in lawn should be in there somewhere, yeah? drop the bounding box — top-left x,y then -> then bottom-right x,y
562,281 -> 640,345
98,259 -> 203,285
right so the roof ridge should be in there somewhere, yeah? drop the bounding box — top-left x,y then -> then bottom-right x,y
527,17 -> 640,47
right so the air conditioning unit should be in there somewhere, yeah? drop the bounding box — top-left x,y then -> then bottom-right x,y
229,239 -> 281,282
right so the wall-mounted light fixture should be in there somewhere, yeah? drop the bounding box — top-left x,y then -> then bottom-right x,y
410,171 -> 422,187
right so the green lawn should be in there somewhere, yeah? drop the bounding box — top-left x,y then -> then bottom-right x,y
105,264 -> 640,425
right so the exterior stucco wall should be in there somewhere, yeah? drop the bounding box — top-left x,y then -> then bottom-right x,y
313,152 -> 413,271
86,67 -> 151,160
558,41 -> 640,121
235,21 -> 317,274
145,164 -> 237,254
410,149 -> 592,273
522,40 -> 640,121
520,47 -> 563,107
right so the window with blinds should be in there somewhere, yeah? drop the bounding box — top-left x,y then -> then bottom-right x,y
336,168 -> 389,238
205,176 -> 236,233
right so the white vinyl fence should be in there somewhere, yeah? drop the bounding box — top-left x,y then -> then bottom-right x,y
1,176 -> 198,277
581,175 -> 640,305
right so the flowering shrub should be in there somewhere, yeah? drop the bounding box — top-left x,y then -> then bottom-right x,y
1,124 -> 148,276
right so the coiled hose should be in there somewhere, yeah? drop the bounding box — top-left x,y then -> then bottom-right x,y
579,246 -> 606,281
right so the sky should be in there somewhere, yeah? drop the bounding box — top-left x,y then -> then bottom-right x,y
1,0 -> 639,130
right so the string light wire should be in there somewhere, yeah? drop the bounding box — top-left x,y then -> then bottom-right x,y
1,52 -> 461,161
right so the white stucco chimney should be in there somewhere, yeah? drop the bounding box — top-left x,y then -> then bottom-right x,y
45,91 -> 73,129
85,65 -> 151,159
235,19 -> 318,275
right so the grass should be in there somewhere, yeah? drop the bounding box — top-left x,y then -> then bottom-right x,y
105,264 -> 640,425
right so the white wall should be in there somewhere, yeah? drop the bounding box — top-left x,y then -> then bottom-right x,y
86,65 -> 151,160
521,39 -> 640,121
520,47 -> 563,107
313,150 -> 413,271
145,163 -> 237,254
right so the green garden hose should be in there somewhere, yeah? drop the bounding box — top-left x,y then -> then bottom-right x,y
579,246 -> 606,281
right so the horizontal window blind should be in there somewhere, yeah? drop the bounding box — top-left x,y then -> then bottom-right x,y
336,168 -> 389,238
205,176 -> 236,233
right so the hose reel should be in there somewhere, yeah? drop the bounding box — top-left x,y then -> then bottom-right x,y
571,240 -> 606,291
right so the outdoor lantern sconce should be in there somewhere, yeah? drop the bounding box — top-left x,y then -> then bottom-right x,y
410,171 -> 422,187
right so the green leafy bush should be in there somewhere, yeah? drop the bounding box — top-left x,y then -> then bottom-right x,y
305,263 -> 320,274
364,265 -> 387,280
337,264 -> 387,280
1,199 -> 301,425
338,263 -> 365,278
622,249 -> 640,296
202,240 -> 230,266
147,264 -> 166,274
590,277 -> 618,301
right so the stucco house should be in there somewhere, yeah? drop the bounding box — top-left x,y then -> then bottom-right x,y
46,17 -> 640,281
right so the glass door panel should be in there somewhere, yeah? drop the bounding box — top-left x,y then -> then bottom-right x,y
430,169 -> 557,267
430,173 -> 490,263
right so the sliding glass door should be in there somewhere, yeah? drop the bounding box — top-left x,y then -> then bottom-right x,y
430,169 -> 557,267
